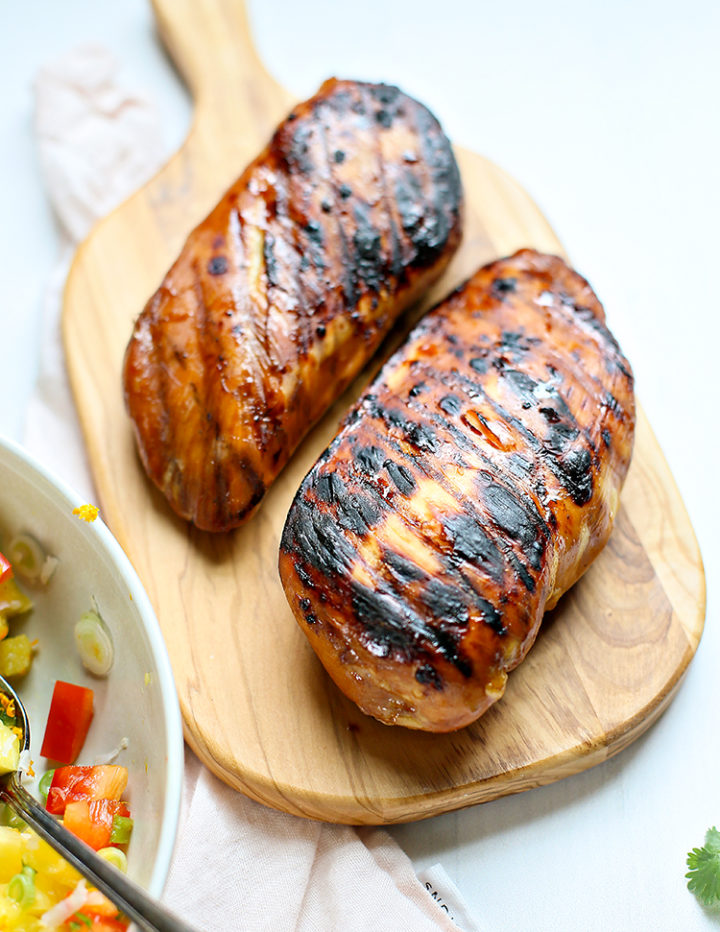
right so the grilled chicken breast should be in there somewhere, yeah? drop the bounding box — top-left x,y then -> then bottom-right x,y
279,249 -> 635,732
123,78 -> 462,531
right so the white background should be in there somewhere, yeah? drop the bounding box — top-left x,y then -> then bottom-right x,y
1,1 -> 718,929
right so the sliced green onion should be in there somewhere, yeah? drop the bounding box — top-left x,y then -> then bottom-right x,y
8,865 -> 36,907
74,611 -> 114,676
38,768 -> 55,802
110,815 -> 134,845
70,913 -> 92,929
6,534 -> 46,585
98,846 -> 128,872
2,806 -> 27,830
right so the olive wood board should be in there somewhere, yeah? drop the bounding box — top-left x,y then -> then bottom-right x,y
61,0 -> 706,824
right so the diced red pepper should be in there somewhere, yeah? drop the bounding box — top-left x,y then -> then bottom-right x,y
63,798 -> 130,851
40,681 -> 94,764
46,764 -> 128,814
0,551 -> 12,583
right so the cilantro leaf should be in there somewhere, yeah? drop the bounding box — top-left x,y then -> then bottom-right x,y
686,827 -> 720,907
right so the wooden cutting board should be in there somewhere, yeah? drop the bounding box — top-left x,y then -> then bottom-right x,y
62,0 -> 706,824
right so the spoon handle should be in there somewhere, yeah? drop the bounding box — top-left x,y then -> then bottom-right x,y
0,777 -> 197,932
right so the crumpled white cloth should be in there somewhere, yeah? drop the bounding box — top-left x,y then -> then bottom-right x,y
29,45 -> 480,932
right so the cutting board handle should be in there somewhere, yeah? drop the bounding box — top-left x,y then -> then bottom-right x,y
151,0 -> 291,130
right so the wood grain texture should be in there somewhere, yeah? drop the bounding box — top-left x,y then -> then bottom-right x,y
61,0 -> 706,824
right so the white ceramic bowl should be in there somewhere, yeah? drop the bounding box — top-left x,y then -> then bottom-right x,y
0,435 -> 184,895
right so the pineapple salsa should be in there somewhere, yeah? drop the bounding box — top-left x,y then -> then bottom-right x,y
0,537 -> 132,930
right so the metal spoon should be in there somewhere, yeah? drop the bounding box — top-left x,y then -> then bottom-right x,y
0,674 -> 197,932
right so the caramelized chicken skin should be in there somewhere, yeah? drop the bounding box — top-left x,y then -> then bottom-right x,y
123,78 -> 463,531
279,250 -> 635,732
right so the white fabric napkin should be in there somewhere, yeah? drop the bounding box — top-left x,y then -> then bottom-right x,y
29,45 -> 481,932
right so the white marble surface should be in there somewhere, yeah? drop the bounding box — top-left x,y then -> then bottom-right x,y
2,1 -> 718,929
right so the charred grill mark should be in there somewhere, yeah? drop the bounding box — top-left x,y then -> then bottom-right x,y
509,453 -> 534,478
482,482 -> 546,570
335,493 -> 380,536
384,549 -> 426,583
499,330 -> 534,356
349,583 -> 423,655
396,364 -> 559,527
543,420 -> 580,453
567,301 -> 623,352
191,269 -> 222,522
420,578 -> 469,625
555,447 -> 594,505
316,100 -> 358,309
492,276 -> 517,297
538,406 -> 561,423
229,451 -> 266,520
362,396 -> 437,453
207,256 -> 228,276
347,409 -> 544,607
469,356 -> 489,374
302,219 -> 326,271
370,90 -> 405,281
411,103 -> 462,267
384,459 -> 416,495
339,430 -> 523,618
381,365 -> 502,465
500,367 -> 538,402
370,84 -> 401,105
281,491 -> 358,579
349,579 -> 474,676
272,165 -> 313,359
354,444 -> 386,474
616,358 -> 633,380
362,380 -> 555,592
310,466 -> 385,540
262,234 -> 279,287
504,547 -> 537,593
352,201 -> 385,294
501,368 -> 598,506
441,513 -> 505,583
371,83 -> 400,128
395,171 -> 425,254
235,210 -> 277,456
430,629 -> 473,677
534,293 -> 633,402
439,394 -> 462,416
286,120 -> 315,176
375,112 -> 393,130
314,471 -> 344,504
459,360 -> 598,507
415,664 -> 444,689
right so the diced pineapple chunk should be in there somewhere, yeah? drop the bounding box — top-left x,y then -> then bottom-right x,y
0,722 -> 19,776
0,825 -> 23,881
22,835 -> 81,888
0,579 -> 32,619
0,897 -> 25,931
0,636 -> 32,679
